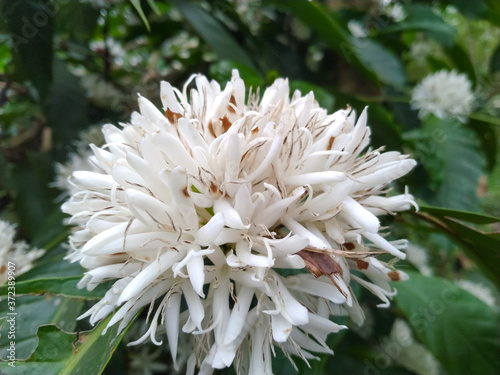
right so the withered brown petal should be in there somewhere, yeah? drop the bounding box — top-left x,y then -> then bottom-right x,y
297,250 -> 343,279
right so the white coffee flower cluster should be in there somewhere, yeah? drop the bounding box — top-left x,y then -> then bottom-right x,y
62,70 -> 416,374
411,70 -> 474,121
0,220 -> 44,284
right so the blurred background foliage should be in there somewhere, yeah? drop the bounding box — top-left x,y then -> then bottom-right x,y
0,0 -> 499,374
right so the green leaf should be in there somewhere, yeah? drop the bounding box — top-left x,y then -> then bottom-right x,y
129,0 -> 151,31
485,0 -> 500,26
56,1 -> 99,44
443,43 -> 477,87
1,315 -> 129,375
382,4 -> 457,47
410,210 -> 500,285
171,0 -> 255,68
272,0 -> 405,88
490,43 -> 500,75
394,271 -> 500,375
1,153 -> 62,240
444,0 -> 488,20
468,117 -> 499,172
5,0 -> 54,100
16,251 -> 84,281
433,121 -> 485,211
408,116 -> 486,211
146,0 -> 161,15
0,296 -> 84,360
418,205 -> 500,225
0,276 -> 109,299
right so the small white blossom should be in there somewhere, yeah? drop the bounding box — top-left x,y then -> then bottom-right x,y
63,70 -> 417,374
0,220 -> 44,284
405,244 -> 432,276
379,319 -> 440,375
411,70 -> 474,121
53,127 -> 106,196
348,20 -> 368,38
79,73 -> 125,110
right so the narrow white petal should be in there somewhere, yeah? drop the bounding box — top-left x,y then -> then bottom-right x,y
195,212 -> 224,245
271,313 -> 293,342
223,285 -> 255,345
165,291 -> 181,369
363,231 -> 406,259
342,196 -> 380,233
181,282 -> 205,332
118,251 -> 184,304
284,171 -> 346,186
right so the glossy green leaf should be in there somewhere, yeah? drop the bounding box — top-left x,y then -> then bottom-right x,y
146,0 -> 161,15
383,4 -> 457,46
490,43 -> 500,75
410,210 -> 500,285
443,0 -> 488,20
408,116 -> 486,211
130,0 -> 151,31
418,204 -> 500,225
272,0 -> 406,88
1,315 -> 128,375
468,117 -> 499,172
0,296 -> 84,361
16,251 -> 84,282
0,276 -> 109,299
171,0 -> 255,68
394,271 -> 500,375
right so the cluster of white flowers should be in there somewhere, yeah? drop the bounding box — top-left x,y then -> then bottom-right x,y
0,220 -> 44,284
411,70 -> 474,121
62,70 -> 416,374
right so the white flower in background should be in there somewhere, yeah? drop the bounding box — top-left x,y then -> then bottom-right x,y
90,37 -> 127,67
63,70 -> 416,374
79,73 -> 125,110
128,346 -> 169,375
0,220 -> 44,284
405,244 -> 432,276
411,70 -> 474,121
82,0 -> 124,9
408,39 -> 436,65
348,20 -> 368,38
457,280 -> 496,308
53,126 -> 106,196
380,319 -> 440,375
